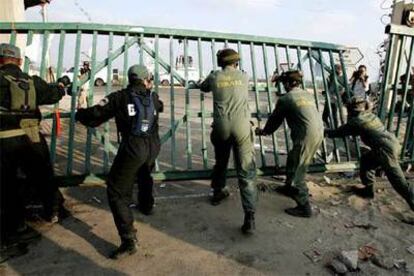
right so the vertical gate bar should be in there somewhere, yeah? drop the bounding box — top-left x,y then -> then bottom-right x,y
154,35 -> 160,172
307,48 -> 321,109
9,30 -> 17,45
285,46 -> 291,69
211,39 -> 217,70
139,33 -> 144,65
262,43 -> 279,166
224,39 -> 229,48
250,42 -> 266,167
154,35 -> 160,94
40,30 -> 50,79
237,41 -> 244,70
84,30 -> 98,173
396,38 -> 414,137
295,46 -> 306,89
66,30 -> 82,175
122,33 -> 129,89
308,47 -> 328,162
328,50 -> 351,161
169,36 -> 176,169
378,34 -> 396,120
387,36 -> 406,131
103,32 -> 114,173
50,30 -> 66,164
339,50 -> 361,159
23,31 -> 34,73
275,45 -> 291,151
184,38 -> 192,169
401,95 -> 414,158
318,49 -> 341,162
198,38 -> 208,169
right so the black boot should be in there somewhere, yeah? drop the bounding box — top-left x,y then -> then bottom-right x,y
275,185 -> 297,197
137,205 -> 154,216
285,202 -> 312,218
241,212 -> 255,235
210,189 -> 230,206
109,238 -> 137,260
352,186 -> 374,199
43,205 -> 71,224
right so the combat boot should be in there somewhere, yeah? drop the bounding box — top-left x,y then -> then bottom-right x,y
210,189 -> 230,206
43,205 -> 71,224
352,186 -> 374,199
109,238 -> 138,260
274,185 -> 296,197
285,202 -> 312,218
241,212 -> 255,235
137,204 -> 154,216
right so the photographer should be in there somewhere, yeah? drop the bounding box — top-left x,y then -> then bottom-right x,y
350,65 -> 369,99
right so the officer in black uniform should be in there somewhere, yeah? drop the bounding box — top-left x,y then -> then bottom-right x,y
0,43 -> 67,247
76,64 -> 163,259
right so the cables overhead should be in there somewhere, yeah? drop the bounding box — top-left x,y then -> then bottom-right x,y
73,0 -> 92,22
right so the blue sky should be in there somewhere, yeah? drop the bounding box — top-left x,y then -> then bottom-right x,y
26,0 -> 389,79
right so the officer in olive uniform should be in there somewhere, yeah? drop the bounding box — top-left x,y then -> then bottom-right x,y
322,64 -> 345,129
256,70 -> 324,218
76,64 -> 163,259
198,48 -> 257,234
0,43 -> 67,246
325,97 -> 414,211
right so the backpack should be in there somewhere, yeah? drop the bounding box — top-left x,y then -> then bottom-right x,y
1,71 -> 36,113
130,91 -> 156,136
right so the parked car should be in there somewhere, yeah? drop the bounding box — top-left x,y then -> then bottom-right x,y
159,67 -> 199,86
159,55 -> 200,86
62,65 -> 117,87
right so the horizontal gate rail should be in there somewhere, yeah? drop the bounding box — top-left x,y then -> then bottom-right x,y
3,22 -> 408,183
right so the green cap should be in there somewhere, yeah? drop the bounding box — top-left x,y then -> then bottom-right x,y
274,70 -> 303,83
0,43 -> 21,59
217,48 -> 240,67
347,96 -> 368,112
128,64 -> 149,80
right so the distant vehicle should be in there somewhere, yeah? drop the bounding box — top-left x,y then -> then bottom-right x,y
61,65 -> 117,87
159,55 -> 199,86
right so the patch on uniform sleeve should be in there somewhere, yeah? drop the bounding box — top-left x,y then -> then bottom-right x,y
98,97 -> 109,107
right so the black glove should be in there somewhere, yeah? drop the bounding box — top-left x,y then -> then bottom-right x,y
255,128 -> 266,136
324,129 -> 332,138
57,76 -> 70,87
57,86 -> 66,98
75,109 -> 85,122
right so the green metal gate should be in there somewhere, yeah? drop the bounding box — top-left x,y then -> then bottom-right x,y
378,24 -> 414,166
0,22 -> 388,183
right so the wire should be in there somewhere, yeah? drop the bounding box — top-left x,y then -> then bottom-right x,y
380,13 -> 391,25
380,0 -> 393,10
73,0 -> 92,22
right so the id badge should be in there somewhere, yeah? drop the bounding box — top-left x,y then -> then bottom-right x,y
141,120 -> 149,132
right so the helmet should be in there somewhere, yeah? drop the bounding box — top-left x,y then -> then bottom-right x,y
128,64 -> 150,80
347,96 -> 369,112
0,43 -> 21,59
273,70 -> 303,84
217,48 -> 240,67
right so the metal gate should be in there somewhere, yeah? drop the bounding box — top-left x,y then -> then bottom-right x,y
378,24 -> 414,166
0,22 -> 387,183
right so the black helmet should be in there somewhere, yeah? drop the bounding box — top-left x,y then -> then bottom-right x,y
217,48 -> 240,67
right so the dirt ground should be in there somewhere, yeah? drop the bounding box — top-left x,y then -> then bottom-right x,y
1,172 -> 413,275
1,87 -> 413,275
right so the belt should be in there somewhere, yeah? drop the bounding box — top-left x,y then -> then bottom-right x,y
0,128 -> 26,139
